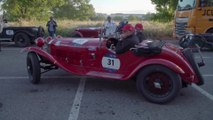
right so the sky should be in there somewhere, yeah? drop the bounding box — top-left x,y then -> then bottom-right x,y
89,0 -> 156,15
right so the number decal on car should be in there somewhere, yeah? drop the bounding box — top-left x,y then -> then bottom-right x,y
102,54 -> 120,71
6,30 -> 14,35
73,39 -> 88,45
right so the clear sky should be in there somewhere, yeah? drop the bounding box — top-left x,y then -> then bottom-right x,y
89,0 -> 156,15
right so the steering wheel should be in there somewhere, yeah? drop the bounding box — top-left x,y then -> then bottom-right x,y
106,38 -> 119,49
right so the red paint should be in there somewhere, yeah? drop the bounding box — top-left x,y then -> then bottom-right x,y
24,37 -> 203,85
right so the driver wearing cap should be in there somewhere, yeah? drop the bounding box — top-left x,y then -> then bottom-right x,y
115,24 -> 139,54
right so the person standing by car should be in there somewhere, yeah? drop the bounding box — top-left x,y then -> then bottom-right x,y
46,16 -> 57,38
115,24 -> 139,54
135,23 -> 146,42
103,16 -> 116,38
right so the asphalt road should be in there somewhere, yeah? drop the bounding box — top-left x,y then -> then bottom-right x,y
0,42 -> 213,120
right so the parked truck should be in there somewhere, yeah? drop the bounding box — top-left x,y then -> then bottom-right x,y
174,0 -> 213,38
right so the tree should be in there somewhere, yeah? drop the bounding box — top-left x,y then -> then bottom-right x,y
91,13 -> 107,21
151,0 -> 178,22
128,15 -> 138,21
1,0 -> 65,20
1,0 -> 95,21
53,0 -> 95,20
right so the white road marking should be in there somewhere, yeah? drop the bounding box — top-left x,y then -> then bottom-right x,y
68,77 -> 86,120
192,84 -> 213,101
1,75 -> 213,103
0,48 -> 22,51
195,56 -> 212,59
203,74 -> 213,77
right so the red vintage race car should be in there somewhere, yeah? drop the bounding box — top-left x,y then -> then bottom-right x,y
23,36 -> 205,104
70,27 -> 102,38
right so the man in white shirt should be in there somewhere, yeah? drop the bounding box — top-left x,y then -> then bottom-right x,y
103,16 -> 116,38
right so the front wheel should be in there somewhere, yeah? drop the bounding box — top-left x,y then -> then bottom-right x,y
27,52 -> 41,84
136,65 -> 182,104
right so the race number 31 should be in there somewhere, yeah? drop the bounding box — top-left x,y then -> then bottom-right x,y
102,56 -> 120,70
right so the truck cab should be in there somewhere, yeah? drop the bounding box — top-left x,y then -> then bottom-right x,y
174,0 -> 213,38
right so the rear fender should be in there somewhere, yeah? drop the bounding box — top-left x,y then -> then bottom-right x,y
129,59 -> 185,79
71,31 -> 83,37
12,31 -> 35,42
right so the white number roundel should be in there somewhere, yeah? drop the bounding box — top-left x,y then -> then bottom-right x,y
102,56 -> 120,70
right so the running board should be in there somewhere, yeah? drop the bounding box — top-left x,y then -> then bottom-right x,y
86,71 -> 124,79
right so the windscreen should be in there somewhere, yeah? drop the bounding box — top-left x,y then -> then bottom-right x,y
177,0 -> 196,11
200,0 -> 213,7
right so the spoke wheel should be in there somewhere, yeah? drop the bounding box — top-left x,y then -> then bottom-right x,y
137,65 -> 182,104
27,52 -> 41,84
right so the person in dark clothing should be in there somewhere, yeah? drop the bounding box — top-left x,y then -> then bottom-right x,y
135,23 -> 146,42
46,16 -> 57,38
38,26 -> 45,37
116,18 -> 128,33
115,24 -> 139,54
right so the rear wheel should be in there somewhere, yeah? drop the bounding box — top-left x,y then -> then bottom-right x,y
27,52 -> 41,84
206,29 -> 213,33
136,65 -> 182,104
14,33 -> 30,47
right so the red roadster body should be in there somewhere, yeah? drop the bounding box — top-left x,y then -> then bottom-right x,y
23,36 -> 205,104
70,27 -> 102,38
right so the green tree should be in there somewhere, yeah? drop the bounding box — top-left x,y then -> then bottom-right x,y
112,16 -> 123,21
91,13 -> 106,21
142,12 -> 155,21
53,0 -> 95,20
1,0 -> 65,20
128,15 -> 138,21
151,0 -> 178,22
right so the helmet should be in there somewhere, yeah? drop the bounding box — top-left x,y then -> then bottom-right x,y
135,23 -> 143,31
122,24 -> 135,32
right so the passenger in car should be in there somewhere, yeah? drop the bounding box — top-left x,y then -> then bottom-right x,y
135,23 -> 146,42
115,24 -> 139,54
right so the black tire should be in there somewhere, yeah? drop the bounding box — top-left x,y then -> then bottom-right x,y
136,65 -> 182,104
14,33 -> 30,47
27,52 -> 41,84
206,29 -> 213,33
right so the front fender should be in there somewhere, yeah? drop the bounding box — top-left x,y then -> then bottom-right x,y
15,30 -> 35,37
22,47 -> 56,64
22,47 -> 72,73
128,58 -> 185,79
